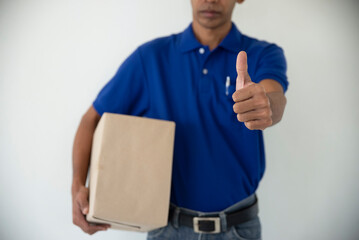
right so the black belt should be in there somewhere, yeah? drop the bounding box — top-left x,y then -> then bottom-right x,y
169,197 -> 258,234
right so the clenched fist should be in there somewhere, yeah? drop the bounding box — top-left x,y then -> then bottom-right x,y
232,51 -> 273,130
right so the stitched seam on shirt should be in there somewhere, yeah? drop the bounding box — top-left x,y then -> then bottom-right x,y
137,47 -> 152,113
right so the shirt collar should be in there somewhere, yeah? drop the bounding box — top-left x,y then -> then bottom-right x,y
218,23 -> 243,53
179,23 -> 202,53
179,22 -> 242,53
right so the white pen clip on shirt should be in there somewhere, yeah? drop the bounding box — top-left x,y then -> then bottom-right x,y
225,76 -> 230,96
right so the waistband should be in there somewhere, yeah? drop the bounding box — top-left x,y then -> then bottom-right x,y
169,194 -> 257,232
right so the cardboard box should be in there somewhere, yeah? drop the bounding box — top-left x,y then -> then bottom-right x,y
86,113 -> 175,232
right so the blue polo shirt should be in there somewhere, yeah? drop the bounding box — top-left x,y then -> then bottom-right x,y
93,23 -> 288,212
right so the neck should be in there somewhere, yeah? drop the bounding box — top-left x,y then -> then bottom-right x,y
192,21 -> 232,51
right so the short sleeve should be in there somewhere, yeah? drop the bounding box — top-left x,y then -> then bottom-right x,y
92,48 -> 150,116
253,44 -> 288,92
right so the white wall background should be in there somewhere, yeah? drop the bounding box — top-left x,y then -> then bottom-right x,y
1,0 -> 358,239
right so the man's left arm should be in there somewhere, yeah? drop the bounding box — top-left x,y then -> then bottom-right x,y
232,51 -> 287,130
259,79 -> 287,126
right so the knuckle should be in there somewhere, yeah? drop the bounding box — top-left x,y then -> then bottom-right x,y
245,122 -> 254,130
267,118 -> 273,126
255,99 -> 266,108
262,108 -> 271,118
266,98 -> 270,106
267,108 -> 273,117
258,99 -> 265,107
262,99 -> 269,107
254,95 -> 269,107
248,88 -> 254,96
253,84 -> 261,93
256,84 -> 265,93
259,110 -> 267,118
248,82 -> 256,89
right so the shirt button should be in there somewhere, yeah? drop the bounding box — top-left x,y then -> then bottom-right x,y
202,68 -> 208,75
199,48 -> 205,54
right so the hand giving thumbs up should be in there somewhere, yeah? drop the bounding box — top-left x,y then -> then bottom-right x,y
232,51 -> 273,130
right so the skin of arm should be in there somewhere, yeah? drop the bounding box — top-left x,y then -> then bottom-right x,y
72,106 -> 110,234
259,79 -> 287,126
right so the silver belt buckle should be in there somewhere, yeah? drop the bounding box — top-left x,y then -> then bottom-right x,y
193,217 -> 221,234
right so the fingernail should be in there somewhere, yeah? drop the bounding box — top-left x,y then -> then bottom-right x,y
82,207 -> 88,214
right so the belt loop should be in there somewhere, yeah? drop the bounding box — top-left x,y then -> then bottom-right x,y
219,211 -> 227,232
172,207 -> 180,229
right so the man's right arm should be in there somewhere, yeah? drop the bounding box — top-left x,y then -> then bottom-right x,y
71,106 -> 110,234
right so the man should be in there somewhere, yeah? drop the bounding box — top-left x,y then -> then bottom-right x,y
72,0 -> 288,239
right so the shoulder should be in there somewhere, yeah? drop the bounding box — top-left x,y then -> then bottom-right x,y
117,32 -> 182,74
239,33 -> 288,91
137,33 -> 180,57
241,33 -> 284,58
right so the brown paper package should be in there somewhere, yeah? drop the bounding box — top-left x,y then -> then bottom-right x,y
86,113 -> 176,232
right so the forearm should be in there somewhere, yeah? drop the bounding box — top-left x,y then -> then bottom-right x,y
71,108 -> 109,233
267,91 -> 287,126
72,114 -> 99,197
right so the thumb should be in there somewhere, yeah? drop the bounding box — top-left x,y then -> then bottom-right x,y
236,51 -> 252,90
77,188 -> 89,215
